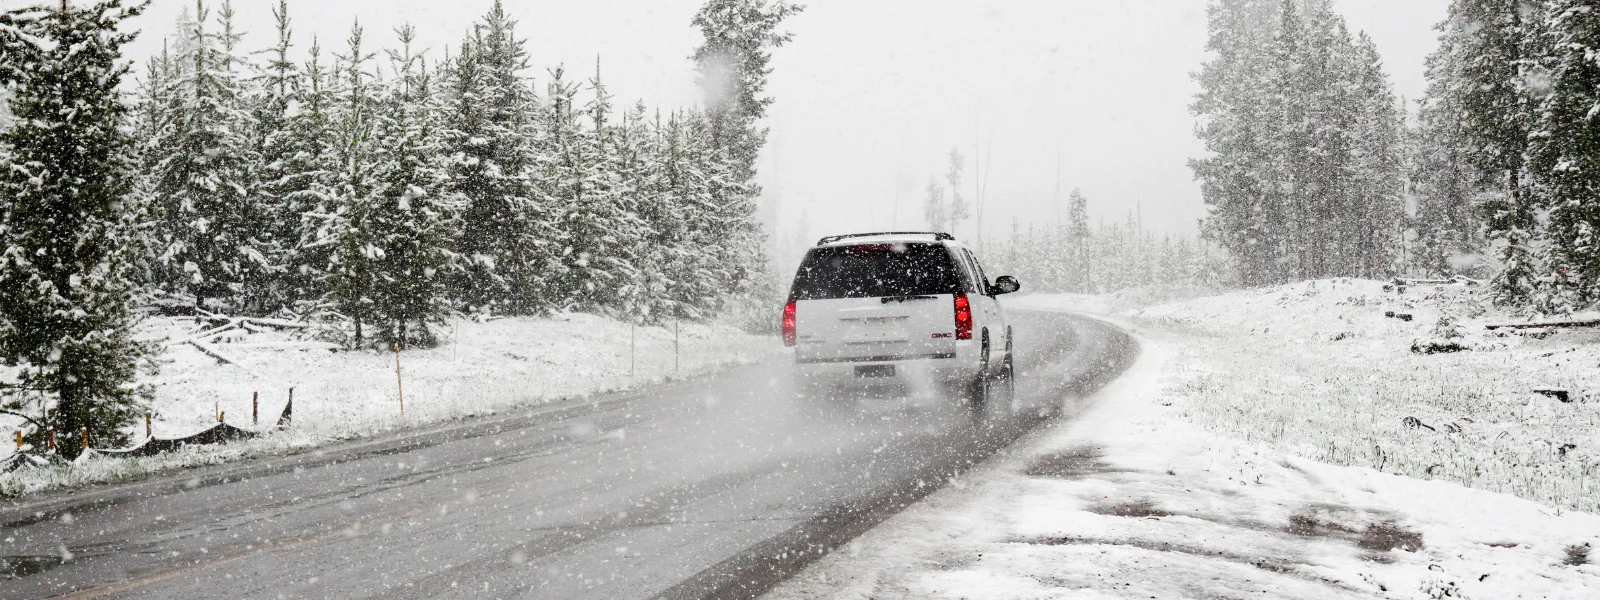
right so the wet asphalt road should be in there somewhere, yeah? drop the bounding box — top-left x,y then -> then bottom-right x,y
0,310 -> 1135,600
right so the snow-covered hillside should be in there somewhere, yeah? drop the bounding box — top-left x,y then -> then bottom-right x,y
0,314 -> 779,497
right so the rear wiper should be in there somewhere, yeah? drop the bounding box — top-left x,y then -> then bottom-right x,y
881,295 -> 937,304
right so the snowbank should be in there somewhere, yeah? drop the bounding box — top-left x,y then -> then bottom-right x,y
767,329 -> 1600,599
0,313 -> 779,498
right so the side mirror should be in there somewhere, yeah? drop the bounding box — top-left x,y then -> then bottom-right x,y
992,275 -> 1021,295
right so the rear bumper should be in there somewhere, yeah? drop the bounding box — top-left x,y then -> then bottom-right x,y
792,342 -> 980,388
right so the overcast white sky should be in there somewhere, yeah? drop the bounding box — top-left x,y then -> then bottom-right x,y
118,0 -> 1449,248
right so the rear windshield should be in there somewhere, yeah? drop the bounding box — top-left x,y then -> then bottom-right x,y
789,243 -> 964,301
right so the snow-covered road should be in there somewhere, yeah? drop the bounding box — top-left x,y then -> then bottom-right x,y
0,311 -> 1134,599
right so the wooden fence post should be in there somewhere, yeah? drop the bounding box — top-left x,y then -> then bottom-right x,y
145,411 -> 152,439
252,391 -> 259,426
394,346 -> 404,417
80,427 -> 88,451
14,430 -> 20,450
47,427 -> 54,451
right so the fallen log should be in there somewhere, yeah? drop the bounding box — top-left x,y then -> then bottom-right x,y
165,323 -> 240,348
187,341 -> 268,379
193,313 -> 310,331
1484,319 -> 1600,331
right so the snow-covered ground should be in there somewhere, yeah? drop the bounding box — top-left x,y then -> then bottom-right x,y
0,313 -> 779,498
1071,279 -> 1600,515
767,284 -> 1600,599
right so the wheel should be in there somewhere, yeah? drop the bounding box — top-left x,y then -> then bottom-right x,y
968,331 -> 992,411
1003,327 -> 1017,400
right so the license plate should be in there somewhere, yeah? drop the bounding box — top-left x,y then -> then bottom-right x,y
855,364 -> 895,378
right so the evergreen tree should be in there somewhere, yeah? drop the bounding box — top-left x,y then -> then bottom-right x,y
1190,0 -> 1284,286
147,0 -> 270,313
1348,32 -> 1404,278
946,147 -> 970,236
327,25 -> 460,348
922,176 -> 946,232
248,0 -> 330,310
548,62 -> 646,314
1412,31 -> 1482,278
1531,0 -> 1600,303
0,0 -> 151,457
690,0 -> 804,182
1193,0 -> 1403,285
1066,188 -> 1091,292
321,22 -> 381,345
280,37 -> 339,307
444,1 -> 550,315
690,0 -> 801,312
1440,0 -> 1542,303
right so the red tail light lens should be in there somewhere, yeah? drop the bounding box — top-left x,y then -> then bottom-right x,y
953,293 -> 972,340
782,301 -> 797,346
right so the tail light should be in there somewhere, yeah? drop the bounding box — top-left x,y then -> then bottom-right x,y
782,301 -> 797,346
953,293 -> 972,340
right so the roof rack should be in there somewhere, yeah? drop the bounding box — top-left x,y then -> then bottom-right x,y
815,231 -> 955,246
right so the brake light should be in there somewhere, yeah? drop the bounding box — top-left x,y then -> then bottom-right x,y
953,293 -> 972,340
782,301 -> 797,346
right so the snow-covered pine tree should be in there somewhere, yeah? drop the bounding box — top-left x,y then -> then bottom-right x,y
1066,188 -> 1091,292
922,176 -> 946,232
697,112 -> 766,315
444,1 -> 550,315
947,148 -> 970,237
1347,31 -> 1404,279
690,0 -> 804,184
653,110 -> 698,318
0,0 -> 152,457
248,0 -> 330,311
1190,0 -> 1284,286
278,37 -> 339,308
147,0 -> 271,313
1531,0 -> 1600,304
617,102 -> 671,322
547,61 -> 645,314
320,22 -> 381,345
690,0 -> 801,319
129,41 -> 180,289
1268,0 -> 1315,280
328,25 -> 461,349
1439,0 -> 1542,304
1412,23 -> 1483,279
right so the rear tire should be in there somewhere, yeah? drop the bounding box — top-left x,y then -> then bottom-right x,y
1003,328 -> 1017,401
968,331 -> 993,412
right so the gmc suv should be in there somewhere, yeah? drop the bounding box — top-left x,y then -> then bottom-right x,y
783,232 -> 1021,404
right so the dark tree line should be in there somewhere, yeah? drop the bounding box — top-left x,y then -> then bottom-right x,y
0,0 -> 800,457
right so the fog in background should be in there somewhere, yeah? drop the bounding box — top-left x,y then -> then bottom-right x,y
122,0 -> 1447,256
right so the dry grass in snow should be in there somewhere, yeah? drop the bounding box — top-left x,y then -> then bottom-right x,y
1018,279 -> 1600,513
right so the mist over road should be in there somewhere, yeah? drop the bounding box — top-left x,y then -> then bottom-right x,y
0,310 -> 1134,600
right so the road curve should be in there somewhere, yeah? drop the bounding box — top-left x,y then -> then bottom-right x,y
0,310 -> 1136,600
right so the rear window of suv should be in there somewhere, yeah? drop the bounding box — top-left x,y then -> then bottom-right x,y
789,243 -> 964,301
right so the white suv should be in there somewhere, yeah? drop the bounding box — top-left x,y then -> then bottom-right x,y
782,232 -> 1021,403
